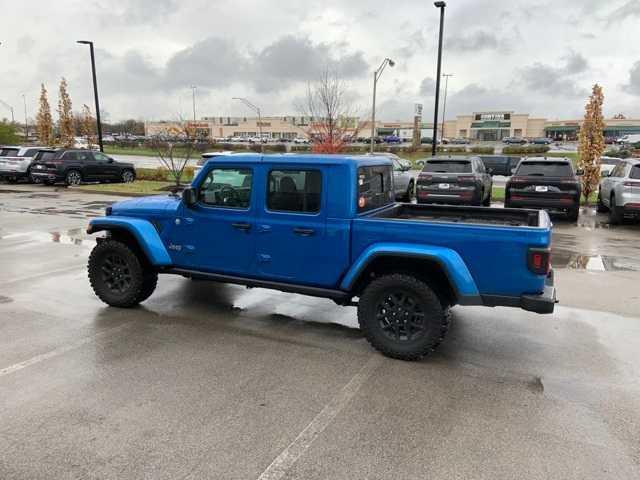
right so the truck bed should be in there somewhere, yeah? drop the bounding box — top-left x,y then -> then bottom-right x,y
367,203 -> 542,227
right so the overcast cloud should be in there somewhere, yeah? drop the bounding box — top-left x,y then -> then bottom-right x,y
2,0 -> 640,122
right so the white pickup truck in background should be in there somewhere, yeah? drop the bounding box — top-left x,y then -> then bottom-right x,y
0,146 -> 45,183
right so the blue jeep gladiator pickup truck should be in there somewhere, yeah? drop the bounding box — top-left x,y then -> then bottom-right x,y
87,154 -> 556,360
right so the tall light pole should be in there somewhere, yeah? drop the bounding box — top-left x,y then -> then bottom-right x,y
76,40 -> 104,152
0,99 -> 15,123
370,57 -> 395,154
232,97 -> 263,153
431,1 -> 446,156
22,94 -> 28,140
440,73 -> 453,143
190,85 -> 197,121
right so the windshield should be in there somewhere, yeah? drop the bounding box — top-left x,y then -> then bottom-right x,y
422,161 -> 472,173
516,162 -> 573,177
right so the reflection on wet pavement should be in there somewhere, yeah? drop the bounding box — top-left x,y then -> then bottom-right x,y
552,250 -> 640,272
0,228 -> 93,246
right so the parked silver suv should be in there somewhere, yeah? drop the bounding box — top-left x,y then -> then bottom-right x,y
598,158 -> 640,223
0,146 -> 46,183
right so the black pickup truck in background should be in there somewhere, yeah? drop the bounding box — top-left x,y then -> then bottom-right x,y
505,157 -> 582,222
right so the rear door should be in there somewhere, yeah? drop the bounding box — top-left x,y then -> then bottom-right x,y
255,166 -> 334,285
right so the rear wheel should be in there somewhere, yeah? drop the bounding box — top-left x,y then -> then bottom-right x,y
357,274 -> 450,361
88,239 -> 156,307
65,169 -> 82,186
596,191 -> 609,213
609,195 -> 623,224
482,189 -> 491,206
567,206 -> 579,222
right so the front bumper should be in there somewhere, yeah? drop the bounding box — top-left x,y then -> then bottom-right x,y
481,270 -> 557,314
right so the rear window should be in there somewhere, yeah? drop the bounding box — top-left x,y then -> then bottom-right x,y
0,148 -> 19,156
35,151 -> 58,162
422,160 -> 472,173
600,158 -> 621,166
630,165 -> 640,179
357,165 -> 393,213
516,161 -> 573,177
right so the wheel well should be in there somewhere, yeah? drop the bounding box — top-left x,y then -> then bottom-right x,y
350,255 -> 456,307
101,228 -> 151,268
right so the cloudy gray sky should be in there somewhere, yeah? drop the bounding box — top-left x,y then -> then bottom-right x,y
2,0 -> 640,123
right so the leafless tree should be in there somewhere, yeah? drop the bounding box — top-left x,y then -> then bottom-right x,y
149,117 -> 197,190
298,67 -> 361,153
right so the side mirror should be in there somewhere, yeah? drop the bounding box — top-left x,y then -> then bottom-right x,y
107,157 -> 114,163
576,168 -> 584,176
182,187 -> 197,207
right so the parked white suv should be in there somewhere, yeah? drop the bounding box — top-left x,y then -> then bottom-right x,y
598,158 -> 640,223
0,146 -> 46,183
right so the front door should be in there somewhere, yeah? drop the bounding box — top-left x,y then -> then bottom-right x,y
255,167 -> 333,286
92,151 -> 119,180
172,165 -> 256,274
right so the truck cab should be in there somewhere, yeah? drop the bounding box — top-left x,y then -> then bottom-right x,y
87,154 -> 556,360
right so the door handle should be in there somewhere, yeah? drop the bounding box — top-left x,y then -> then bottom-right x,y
232,222 -> 251,231
293,227 -> 315,236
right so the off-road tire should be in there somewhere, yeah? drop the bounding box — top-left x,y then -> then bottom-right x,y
357,274 -> 450,361
136,271 -> 158,304
88,239 -> 153,307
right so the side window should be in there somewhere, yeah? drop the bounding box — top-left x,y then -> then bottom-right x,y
78,151 -> 93,161
93,152 -> 109,162
199,168 -> 252,209
610,163 -> 625,178
62,152 -> 78,161
267,169 -> 322,213
357,165 -> 393,212
476,159 -> 485,173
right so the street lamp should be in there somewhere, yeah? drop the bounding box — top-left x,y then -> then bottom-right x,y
22,94 -> 28,140
370,57 -> 395,153
76,40 -> 104,152
440,73 -> 453,143
0,99 -> 15,123
232,97 -> 263,153
190,85 -> 197,122
431,1 -> 446,156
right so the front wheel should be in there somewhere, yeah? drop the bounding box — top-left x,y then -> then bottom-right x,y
482,190 -> 491,206
404,181 -> 414,202
609,196 -> 623,224
357,274 -> 450,361
596,191 -> 609,213
88,239 -> 156,307
121,169 -> 135,183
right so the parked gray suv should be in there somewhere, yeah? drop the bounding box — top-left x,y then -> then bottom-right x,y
416,156 -> 492,206
598,158 -> 640,223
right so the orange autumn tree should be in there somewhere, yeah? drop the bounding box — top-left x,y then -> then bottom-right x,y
577,84 -> 605,204
300,68 -> 359,153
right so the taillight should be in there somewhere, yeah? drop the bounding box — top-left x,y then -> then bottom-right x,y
528,247 -> 551,275
457,175 -> 473,183
561,179 -> 578,185
510,176 -> 525,183
623,181 -> 640,188
418,174 -> 432,181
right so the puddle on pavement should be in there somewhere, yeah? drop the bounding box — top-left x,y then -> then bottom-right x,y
0,228 -> 90,246
553,249 -> 640,272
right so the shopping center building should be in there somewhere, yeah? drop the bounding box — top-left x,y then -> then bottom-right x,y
145,111 -> 640,141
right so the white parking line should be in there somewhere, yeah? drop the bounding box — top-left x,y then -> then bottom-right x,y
0,322 -> 134,378
256,355 -> 383,480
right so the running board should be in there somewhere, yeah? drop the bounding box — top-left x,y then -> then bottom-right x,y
165,268 -> 352,303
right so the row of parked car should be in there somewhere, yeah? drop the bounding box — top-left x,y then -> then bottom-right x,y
0,146 -> 136,186
402,154 -> 639,224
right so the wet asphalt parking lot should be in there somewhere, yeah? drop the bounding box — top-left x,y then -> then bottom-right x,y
1,183 -> 639,480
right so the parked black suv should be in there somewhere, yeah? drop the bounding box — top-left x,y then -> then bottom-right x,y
505,157 -> 582,221
416,156 -> 493,206
30,149 -> 136,186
